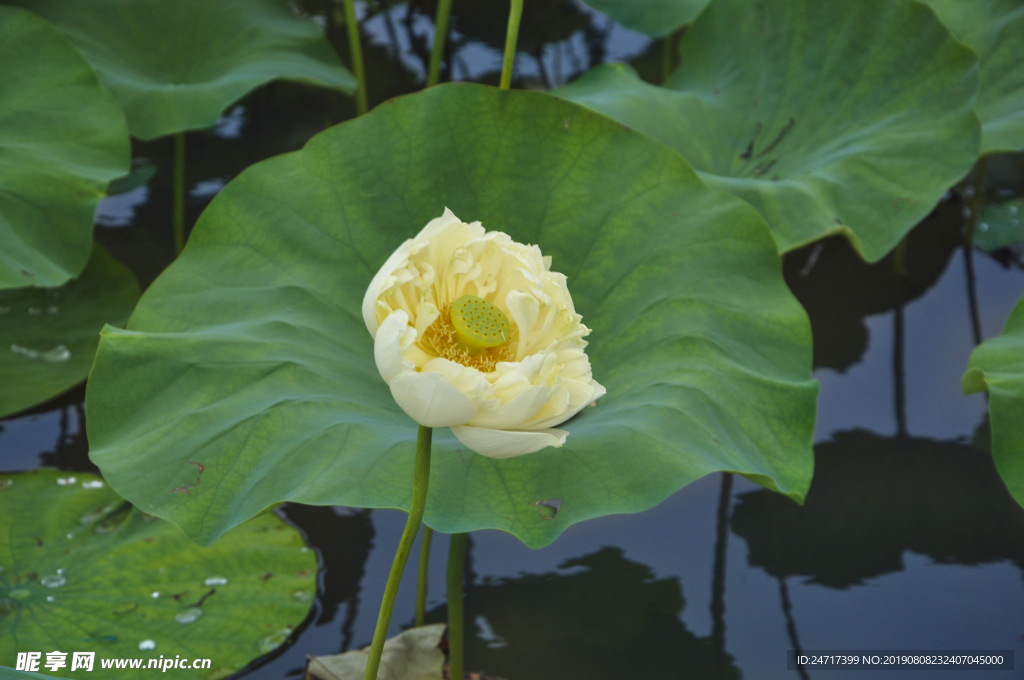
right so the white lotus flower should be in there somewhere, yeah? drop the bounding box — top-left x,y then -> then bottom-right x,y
362,208 -> 606,459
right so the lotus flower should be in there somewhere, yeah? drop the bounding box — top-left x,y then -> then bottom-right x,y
362,208 -> 605,458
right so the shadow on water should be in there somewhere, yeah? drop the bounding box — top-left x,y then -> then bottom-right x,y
731,429 -> 1024,589
422,546 -> 741,680
783,196 -> 964,372
237,505 -> 376,679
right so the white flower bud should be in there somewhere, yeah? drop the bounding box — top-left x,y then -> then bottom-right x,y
362,208 -> 605,458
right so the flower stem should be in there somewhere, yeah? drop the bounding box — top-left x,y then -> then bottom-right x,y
362,425 -> 432,680
343,0 -> 367,115
415,525 -> 433,626
500,0 -> 524,90
426,0 -> 453,87
173,132 -> 185,255
447,532 -> 468,680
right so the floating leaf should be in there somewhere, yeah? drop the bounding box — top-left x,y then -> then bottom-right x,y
86,84 -> 817,548
0,6 -> 130,289
963,294 -> 1024,508
0,245 -> 140,418
973,197 -> 1024,252
423,548 -> 740,679
925,0 -> 1024,153
0,470 -> 316,679
306,624 -> 446,680
8,0 -> 356,140
0,667 -> 67,680
732,430 -> 1024,588
554,0 -> 980,261
578,0 -> 707,37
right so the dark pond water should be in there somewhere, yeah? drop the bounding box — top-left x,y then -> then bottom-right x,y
3,1 -> 1024,678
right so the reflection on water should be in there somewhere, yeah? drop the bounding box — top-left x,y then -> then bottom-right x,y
424,547 -> 740,680
236,506 -> 375,678
784,198 -> 963,373
732,430 -> 1024,589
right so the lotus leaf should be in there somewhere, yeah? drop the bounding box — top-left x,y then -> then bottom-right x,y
0,6 -> 130,289
0,245 -> 140,418
0,667 -> 67,680
973,198 -> 1024,252
8,0 -> 356,140
554,0 -> 980,261
963,294 -> 1024,508
0,470 -> 317,679
86,84 -> 817,548
925,0 -> 1024,153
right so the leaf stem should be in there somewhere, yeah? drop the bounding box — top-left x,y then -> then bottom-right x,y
415,525 -> 433,626
343,0 -> 367,115
427,0 -> 453,87
963,156 -> 989,246
363,425 -> 432,680
447,532 -> 468,680
500,0 -> 524,90
173,132 -> 185,255
964,156 -> 988,346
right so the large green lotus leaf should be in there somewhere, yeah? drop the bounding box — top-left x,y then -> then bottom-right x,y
731,430 -> 1024,588
554,0 -> 981,262
963,295 -> 1024,508
7,0 -> 355,141
0,470 -> 317,678
0,244 -> 140,418
0,6 -> 130,289
86,84 -> 817,548
578,0 -> 707,37
925,0 -> 1024,153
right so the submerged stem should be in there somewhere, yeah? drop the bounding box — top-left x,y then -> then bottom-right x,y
343,0 -> 367,115
500,0 -> 524,90
363,426 -> 432,680
447,532 -> 468,680
894,305 -> 907,438
427,0 -> 453,87
415,525 -> 433,626
173,132 -> 185,255
710,472 -> 732,673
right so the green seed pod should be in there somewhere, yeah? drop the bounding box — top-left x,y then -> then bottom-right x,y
450,295 -> 511,352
